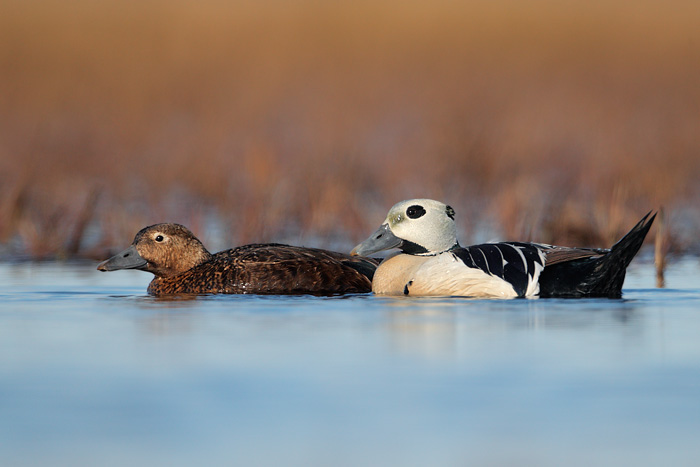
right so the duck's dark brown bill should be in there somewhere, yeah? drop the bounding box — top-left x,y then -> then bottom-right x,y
97,245 -> 148,271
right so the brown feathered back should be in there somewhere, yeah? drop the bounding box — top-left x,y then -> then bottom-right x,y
148,243 -> 378,295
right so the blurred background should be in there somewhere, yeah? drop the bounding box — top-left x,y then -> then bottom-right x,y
1,0 -> 699,259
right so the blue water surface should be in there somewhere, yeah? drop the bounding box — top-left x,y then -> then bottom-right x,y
1,257 -> 699,466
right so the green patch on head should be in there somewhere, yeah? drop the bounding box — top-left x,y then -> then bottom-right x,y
387,211 -> 404,227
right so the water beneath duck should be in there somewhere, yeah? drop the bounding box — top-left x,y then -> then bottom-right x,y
1,256 -> 700,466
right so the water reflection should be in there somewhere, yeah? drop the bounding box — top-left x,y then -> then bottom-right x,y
92,286 -> 655,361
2,261 -> 700,466
382,307 -> 459,359
138,311 -> 198,337
369,295 -> 648,360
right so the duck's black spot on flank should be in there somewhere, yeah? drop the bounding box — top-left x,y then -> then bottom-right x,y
406,205 -> 426,219
404,280 -> 413,295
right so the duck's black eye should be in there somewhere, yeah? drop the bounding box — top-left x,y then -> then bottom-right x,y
155,235 -> 164,242
406,205 -> 426,219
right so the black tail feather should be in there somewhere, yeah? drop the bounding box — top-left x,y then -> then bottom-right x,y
539,212 -> 656,298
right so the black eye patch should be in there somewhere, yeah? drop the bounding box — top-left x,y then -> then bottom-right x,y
406,205 -> 426,219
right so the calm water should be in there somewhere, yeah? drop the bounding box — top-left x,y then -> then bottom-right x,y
1,257 -> 700,466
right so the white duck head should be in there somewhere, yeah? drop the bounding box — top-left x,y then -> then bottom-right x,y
351,199 -> 458,256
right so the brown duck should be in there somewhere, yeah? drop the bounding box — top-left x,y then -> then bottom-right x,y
97,223 -> 378,296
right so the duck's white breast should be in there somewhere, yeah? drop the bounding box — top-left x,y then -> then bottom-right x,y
371,253 -> 428,295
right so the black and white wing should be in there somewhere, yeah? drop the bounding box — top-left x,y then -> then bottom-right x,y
451,242 -> 546,297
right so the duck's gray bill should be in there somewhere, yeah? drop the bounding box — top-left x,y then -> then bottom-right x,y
97,245 -> 148,271
351,224 -> 402,256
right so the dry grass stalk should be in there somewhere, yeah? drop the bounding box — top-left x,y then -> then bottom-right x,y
655,208 -> 668,288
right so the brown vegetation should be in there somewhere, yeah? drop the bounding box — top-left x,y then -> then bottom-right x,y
1,0 -> 700,259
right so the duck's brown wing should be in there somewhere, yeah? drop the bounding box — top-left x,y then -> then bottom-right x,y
149,244 -> 378,295
539,245 -> 608,266
220,244 -> 379,295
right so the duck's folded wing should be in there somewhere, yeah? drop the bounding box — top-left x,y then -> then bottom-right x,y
538,245 -> 608,266
215,244 -> 378,294
451,242 -> 546,297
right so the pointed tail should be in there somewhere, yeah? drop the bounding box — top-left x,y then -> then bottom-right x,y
539,212 -> 656,298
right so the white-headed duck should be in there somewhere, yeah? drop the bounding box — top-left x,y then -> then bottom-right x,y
351,199 -> 655,298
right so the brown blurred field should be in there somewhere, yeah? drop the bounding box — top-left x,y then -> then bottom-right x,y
1,0 -> 700,259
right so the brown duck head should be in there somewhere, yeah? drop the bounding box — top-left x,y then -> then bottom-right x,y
97,223 -> 213,278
